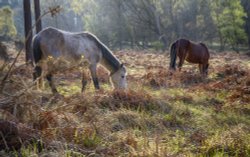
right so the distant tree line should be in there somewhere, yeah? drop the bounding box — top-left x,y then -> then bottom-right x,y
0,0 -> 249,52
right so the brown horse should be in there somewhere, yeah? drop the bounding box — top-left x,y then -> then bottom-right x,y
169,38 -> 210,75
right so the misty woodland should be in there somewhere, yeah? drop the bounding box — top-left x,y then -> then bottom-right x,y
0,0 -> 250,157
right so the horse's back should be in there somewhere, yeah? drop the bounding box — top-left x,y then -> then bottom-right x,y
186,42 -> 209,64
36,27 -> 100,60
176,38 -> 190,50
36,27 -> 66,58
175,39 -> 209,64
33,27 -> 103,73
37,27 -> 80,54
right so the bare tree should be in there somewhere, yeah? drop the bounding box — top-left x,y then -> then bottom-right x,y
124,0 -> 169,50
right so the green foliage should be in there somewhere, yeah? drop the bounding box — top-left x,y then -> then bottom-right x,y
220,0 -> 247,50
0,6 -> 17,38
210,0 -> 247,51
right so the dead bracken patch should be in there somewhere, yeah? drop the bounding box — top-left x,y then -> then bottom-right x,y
141,68 -> 169,88
218,64 -> 247,77
213,65 -> 250,104
176,71 -> 204,85
98,89 -> 167,112
141,68 -> 206,89
0,120 -> 40,150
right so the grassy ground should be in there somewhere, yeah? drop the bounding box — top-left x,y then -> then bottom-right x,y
0,48 -> 250,157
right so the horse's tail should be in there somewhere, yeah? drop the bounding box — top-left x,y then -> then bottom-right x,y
169,41 -> 177,70
32,35 -> 43,81
32,35 -> 42,66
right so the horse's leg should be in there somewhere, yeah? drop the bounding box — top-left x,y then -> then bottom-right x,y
199,64 -> 203,74
178,55 -> 185,72
33,66 -> 43,89
46,74 -> 58,94
199,64 -> 207,78
81,70 -> 88,92
89,64 -> 100,89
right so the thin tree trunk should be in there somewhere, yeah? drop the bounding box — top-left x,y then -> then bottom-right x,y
131,26 -> 136,49
219,32 -> 224,51
117,2 -> 123,50
23,0 -> 32,62
34,0 -> 42,33
246,17 -> 250,49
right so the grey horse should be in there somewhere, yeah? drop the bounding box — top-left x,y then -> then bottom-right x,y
32,27 -> 127,93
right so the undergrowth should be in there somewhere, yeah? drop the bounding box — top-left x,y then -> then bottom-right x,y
0,50 -> 249,156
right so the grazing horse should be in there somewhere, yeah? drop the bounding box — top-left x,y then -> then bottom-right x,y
32,27 -> 127,93
169,38 -> 210,75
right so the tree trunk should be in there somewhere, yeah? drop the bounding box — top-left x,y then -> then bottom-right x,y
130,26 -> 136,49
219,31 -> 225,51
168,0 -> 177,41
241,0 -> 250,48
34,0 -> 42,33
248,26 -> 250,49
245,11 -> 250,48
23,0 -> 32,62
117,1 -> 123,50
150,5 -> 168,51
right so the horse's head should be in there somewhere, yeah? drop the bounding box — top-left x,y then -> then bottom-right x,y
110,63 -> 127,89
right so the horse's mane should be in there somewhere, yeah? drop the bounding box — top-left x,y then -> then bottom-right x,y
84,32 -> 121,71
